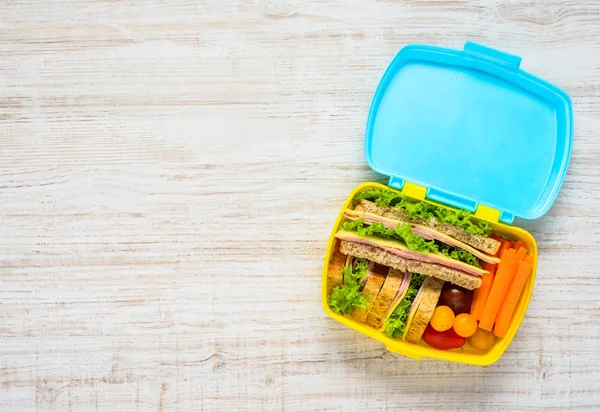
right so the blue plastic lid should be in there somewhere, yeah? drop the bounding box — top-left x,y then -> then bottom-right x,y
365,42 -> 573,224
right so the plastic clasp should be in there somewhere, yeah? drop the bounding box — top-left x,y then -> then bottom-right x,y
388,176 -> 405,191
474,204 -> 500,223
427,187 -> 477,212
475,205 -> 514,224
402,182 -> 427,200
500,211 -> 515,225
463,42 -> 522,70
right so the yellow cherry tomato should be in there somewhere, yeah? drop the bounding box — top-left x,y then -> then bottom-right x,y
453,313 -> 478,338
467,328 -> 496,350
430,305 -> 455,332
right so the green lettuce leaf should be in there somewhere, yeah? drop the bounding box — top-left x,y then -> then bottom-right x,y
439,243 -> 482,268
354,189 -> 406,207
384,274 -> 426,338
353,189 -> 492,236
340,218 -> 481,267
328,258 -> 371,315
328,285 -> 368,315
340,219 -> 438,254
341,258 -> 370,286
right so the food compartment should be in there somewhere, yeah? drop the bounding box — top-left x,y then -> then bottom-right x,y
322,182 -> 538,366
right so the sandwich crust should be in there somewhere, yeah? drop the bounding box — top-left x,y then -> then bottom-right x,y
435,222 -> 500,256
356,200 -> 500,255
350,266 -> 386,322
326,239 -> 348,295
340,240 -> 482,290
357,199 -> 412,223
365,268 -> 404,328
404,278 -> 445,343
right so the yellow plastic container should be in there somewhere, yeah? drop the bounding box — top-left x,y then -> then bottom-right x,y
322,182 -> 538,366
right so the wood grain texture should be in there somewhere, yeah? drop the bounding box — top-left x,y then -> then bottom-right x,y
1,0 -> 599,410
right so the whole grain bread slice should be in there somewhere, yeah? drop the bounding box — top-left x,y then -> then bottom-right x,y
433,222 -> 500,256
326,239 -> 348,295
350,266 -> 386,323
339,240 -> 482,290
365,268 -> 404,328
357,199 -> 412,223
404,278 -> 445,344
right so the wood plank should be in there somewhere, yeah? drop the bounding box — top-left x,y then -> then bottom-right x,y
1,0 -> 599,410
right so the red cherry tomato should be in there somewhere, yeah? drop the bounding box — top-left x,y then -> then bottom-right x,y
422,324 -> 467,350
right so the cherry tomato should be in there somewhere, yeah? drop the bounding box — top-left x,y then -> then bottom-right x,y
453,313 -> 478,338
422,324 -> 466,350
430,305 -> 455,332
468,328 -> 496,350
439,284 -> 473,314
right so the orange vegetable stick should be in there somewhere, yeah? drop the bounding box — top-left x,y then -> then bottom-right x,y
493,260 -> 534,338
497,241 -> 512,258
479,249 -> 519,331
516,247 -> 527,262
514,240 -> 527,252
524,255 -> 534,265
470,262 -> 497,320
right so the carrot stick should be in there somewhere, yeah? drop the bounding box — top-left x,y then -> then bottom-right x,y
479,249 -> 519,331
493,260 -> 534,338
514,240 -> 527,252
524,255 -> 534,265
497,241 -> 512,258
470,262 -> 497,320
515,247 -> 527,262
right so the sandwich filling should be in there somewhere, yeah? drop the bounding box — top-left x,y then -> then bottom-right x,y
402,278 -> 430,339
354,189 -> 492,236
343,209 -> 499,264
376,271 -> 412,331
335,231 -> 487,277
384,273 -> 426,338
352,189 -> 501,255
327,257 -> 371,315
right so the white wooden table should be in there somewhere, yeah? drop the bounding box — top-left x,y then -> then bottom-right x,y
1,1 -> 599,410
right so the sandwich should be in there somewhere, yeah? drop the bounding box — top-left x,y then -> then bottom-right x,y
381,273 -> 444,343
326,239 -> 349,295
327,251 -> 400,323
327,253 -> 385,316
365,268 -> 404,328
350,263 -> 387,322
326,247 -> 445,344
333,188 -> 502,290
353,189 -> 501,255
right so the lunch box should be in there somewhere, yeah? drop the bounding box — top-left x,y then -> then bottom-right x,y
321,42 -> 573,366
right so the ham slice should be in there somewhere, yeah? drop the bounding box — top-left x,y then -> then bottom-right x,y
393,271 -> 412,302
410,225 -> 499,264
361,261 -> 375,287
402,277 -> 429,339
335,231 -> 486,277
380,271 -> 412,324
345,256 -> 378,287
